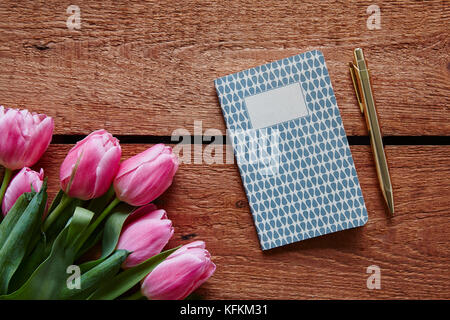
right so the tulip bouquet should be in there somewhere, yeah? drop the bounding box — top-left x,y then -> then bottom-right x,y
0,106 -> 215,300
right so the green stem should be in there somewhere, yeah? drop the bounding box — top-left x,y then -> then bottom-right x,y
75,197 -> 121,253
0,168 -> 13,209
43,193 -> 74,232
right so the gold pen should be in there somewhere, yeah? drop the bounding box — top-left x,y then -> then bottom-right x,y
349,48 -> 394,215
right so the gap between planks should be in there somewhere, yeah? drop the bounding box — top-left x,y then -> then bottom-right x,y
49,135 -> 450,145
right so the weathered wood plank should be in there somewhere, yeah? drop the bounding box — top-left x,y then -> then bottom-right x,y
1,144 -> 447,299
0,0 -> 448,135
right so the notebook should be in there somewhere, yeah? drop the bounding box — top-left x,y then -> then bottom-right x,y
214,50 -> 368,250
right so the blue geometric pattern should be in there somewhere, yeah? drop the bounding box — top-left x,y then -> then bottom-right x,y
215,50 -> 368,250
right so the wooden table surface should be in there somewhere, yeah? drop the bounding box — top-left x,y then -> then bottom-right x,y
0,0 -> 449,299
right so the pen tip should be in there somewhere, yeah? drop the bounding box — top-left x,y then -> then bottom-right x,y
386,189 -> 394,216
389,205 -> 394,215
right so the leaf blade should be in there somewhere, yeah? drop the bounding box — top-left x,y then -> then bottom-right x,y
0,184 -> 47,294
0,191 -> 36,249
61,250 -> 129,300
88,246 -> 180,300
0,207 -> 94,300
8,199 -> 84,292
79,203 -> 133,272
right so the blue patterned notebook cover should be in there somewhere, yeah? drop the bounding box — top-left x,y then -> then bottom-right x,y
214,50 -> 368,250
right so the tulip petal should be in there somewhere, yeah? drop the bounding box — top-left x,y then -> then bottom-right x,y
0,107 -> 53,170
142,254 -> 206,300
113,144 -> 178,206
111,206 -> 169,268
115,154 -> 175,206
2,167 -> 45,216
141,241 -> 215,300
115,144 -> 166,179
125,206 -> 165,227
59,130 -> 121,200
117,211 -> 174,268
93,145 -> 121,198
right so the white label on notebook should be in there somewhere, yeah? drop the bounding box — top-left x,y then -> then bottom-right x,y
244,82 -> 308,129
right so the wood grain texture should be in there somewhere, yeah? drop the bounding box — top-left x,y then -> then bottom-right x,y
0,0 -> 448,135
2,144 -> 448,299
0,0 -> 448,301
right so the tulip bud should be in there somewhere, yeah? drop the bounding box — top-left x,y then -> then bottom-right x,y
113,144 -> 178,206
117,204 -> 174,268
0,106 -> 53,170
59,129 -> 121,200
2,167 -> 44,216
141,241 -> 216,300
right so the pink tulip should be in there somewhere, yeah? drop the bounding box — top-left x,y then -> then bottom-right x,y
117,204 -> 174,268
60,129 -> 121,200
2,167 -> 44,216
113,144 -> 178,206
0,106 -> 53,170
141,241 -> 216,300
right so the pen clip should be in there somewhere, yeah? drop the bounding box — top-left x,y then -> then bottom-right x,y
349,63 -> 364,114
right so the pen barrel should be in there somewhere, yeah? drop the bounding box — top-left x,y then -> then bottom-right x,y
368,116 -> 391,194
359,69 -> 394,212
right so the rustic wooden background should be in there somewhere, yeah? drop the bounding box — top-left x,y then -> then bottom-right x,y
0,0 -> 449,299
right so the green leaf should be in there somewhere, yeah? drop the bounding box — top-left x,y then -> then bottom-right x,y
88,246 -> 180,300
8,199 -> 84,292
100,204 -> 132,257
47,190 -> 64,214
2,230 -> 72,299
0,191 -> 36,249
66,207 -> 94,247
7,232 -> 47,293
86,185 -> 116,216
0,183 -> 47,295
79,203 -> 133,272
61,250 -> 129,300
76,229 -> 103,262
45,198 -> 85,246
0,207 -> 94,300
